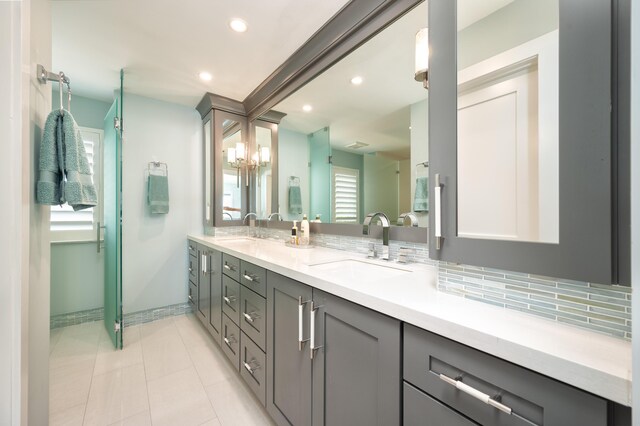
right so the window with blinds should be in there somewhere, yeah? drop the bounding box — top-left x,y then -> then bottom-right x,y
332,166 -> 359,223
50,127 -> 103,241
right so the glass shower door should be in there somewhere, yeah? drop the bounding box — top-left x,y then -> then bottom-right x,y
103,70 -> 123,349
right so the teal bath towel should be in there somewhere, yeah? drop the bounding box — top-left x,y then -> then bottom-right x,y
148,174 -> 169,214
413,176 -> 429,212
288,184 -> 302,214
37,109 -> 98,210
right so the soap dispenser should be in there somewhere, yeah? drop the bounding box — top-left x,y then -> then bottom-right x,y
291,221 -> 298,245
300,214 -> 310,245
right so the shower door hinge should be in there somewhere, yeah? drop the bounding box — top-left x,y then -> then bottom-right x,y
114,321 -> 121,333
114,117 -> 121,130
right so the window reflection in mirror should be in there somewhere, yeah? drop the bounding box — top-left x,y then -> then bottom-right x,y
456,0 -> 559,243
255,126 -> 273,218
270,2 -> 429,226
222,119 -> 243,220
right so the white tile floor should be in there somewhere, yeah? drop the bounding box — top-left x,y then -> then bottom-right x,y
49,314 -> 275,426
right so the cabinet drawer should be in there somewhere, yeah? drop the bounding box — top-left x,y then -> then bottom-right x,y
403,324 -> 607,426
221,313 -> 240,370
240,261 -> 266,297
188,254 -> 197,285
222,275 -> 241,326
222,253 -> 240,281
240,331 -> 266,406
240,286 -> 266,351
188,240 -> 198,258
404,382 -> 477,426
188,283 -> 197,307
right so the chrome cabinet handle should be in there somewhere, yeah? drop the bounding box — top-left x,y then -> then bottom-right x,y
243,273 -> 257,282
224,262 -> 236,271
188,267 -> 193,273
224,296 -> 236,305
309,301 -> 323,360
243,362 -> 255,375
243,360 -> 260,375
243,312 -> 256,323
189,245 -> 194,251
188,294 -> 193,302
434,173 -> 443,250
298,296 -> 309,351
223,336 -> 236,347
439,374 -> 512,415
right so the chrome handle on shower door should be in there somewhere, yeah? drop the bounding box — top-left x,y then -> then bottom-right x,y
96,222 -> 106,253
434,173 -> 443,250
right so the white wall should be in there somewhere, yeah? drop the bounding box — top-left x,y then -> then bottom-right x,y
123,94 -> 202,314
1,0 -> 54,423
278,128 -> 310,221
410,99 -> 429,227
630,0 -> 639,422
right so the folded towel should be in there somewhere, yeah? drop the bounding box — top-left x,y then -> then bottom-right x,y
37,109 -> 98,210
148,174 -> 169,214
288,184 -> 302,214
413,176 -> 429,212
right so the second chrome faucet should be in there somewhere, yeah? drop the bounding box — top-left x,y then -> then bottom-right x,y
362,212 -> 390,260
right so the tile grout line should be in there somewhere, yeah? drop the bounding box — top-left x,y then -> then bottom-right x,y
136,325 -> 156,426
172,315 -> 220,424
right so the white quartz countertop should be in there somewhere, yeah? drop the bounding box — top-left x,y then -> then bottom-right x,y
188,234 -> 632,406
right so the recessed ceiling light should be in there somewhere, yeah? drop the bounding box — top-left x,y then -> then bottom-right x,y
350,76 -> 363,85
229,19 -> 248,33
302,105 -> 313,112
199,72 -> 213,81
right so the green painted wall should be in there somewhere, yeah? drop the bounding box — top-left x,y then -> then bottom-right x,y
364,154 -> 399,221
51,88 -> 111,129
278,128 -> 310,221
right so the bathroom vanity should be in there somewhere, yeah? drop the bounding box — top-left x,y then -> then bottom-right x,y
187,236 -> 631,426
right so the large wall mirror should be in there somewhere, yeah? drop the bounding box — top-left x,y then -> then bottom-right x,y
264,2 -> 429,228
456,0 -> 559,244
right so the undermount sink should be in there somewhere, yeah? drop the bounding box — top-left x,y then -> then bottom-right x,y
216,237 -> 255,243
307,259 -> 411,281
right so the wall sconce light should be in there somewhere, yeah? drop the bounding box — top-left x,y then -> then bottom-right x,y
249,145 -> 271,187
227,142 -> 248,187
414,27 -> 429,89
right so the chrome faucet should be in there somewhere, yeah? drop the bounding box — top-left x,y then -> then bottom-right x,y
267,212 -> 282,221
397,212 -> 419,227
363,212 -> 390,260
243,212 -> 257,237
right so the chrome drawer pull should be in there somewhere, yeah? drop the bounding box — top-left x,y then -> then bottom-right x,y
224,263 -> 236,271
243,273 -> 257,282
439,374 -> 512,415
243,312 -> 256,323
298,296 -> 309,351
188,295 -> 193,302
188,267 -> 193,273
309,301 -> 323,360
224,296 -> 236,305
244,361 -> 260,375
223,336 -> 236,347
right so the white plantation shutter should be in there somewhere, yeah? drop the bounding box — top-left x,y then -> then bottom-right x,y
50,127 -> 103,241
332,166 -> 359,223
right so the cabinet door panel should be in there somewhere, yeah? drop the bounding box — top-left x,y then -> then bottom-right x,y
428,0 -> 614,283
266,272 -> 312,426
311,289 -> 400,426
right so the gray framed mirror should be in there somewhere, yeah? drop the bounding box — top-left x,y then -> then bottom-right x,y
259,1 -> 429,235
250,119 -> 280,218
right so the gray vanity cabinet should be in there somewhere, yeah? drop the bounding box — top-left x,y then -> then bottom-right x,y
266,272 -> 401,426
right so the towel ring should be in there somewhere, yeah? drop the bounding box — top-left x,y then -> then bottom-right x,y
148,161 -> 168,177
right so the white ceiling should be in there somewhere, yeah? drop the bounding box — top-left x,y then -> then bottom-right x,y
274,2 -> 429,158
51,0 -> 350,105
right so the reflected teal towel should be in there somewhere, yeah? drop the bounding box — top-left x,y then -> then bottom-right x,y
288,185 -> 302,214
413,176 -> 429,212
148,174 -> 169,214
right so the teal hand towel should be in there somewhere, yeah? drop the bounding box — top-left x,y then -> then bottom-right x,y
288,185 -> 302,214
413,176 -> 429,212
148,174 -> 169,214
37,110 -> 64,205
62,111 -> 98,210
